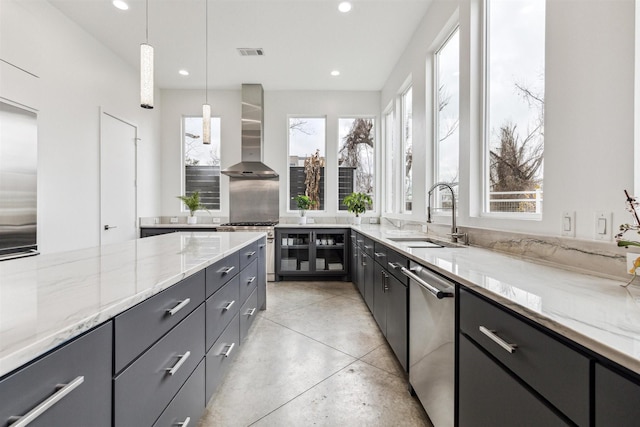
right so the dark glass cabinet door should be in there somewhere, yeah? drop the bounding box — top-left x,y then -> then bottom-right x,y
276,228 -> 349,279
278,230 -> 312,273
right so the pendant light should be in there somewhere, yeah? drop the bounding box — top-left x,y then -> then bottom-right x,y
202,0 -> 211,144
140,0 -> 154,109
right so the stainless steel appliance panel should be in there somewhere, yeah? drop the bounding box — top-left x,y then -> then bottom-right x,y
0,101 -> 37,260
405,262 -> 455,427
228,178 -> 279,224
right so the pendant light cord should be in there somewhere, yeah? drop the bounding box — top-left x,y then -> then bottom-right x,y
205,0 -> 209,104
145,0 -> 149,43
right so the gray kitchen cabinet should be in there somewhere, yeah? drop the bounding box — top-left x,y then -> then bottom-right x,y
240,288 -> 259,342
350,233 -> 360,291
206,312 -> 241,402
114,269 -> 205,373
257,236 -> 267,310
276,228 -> 349,280
206,251 -> 240,297
373,261 -> 387,332
595,362 -> 640,426
458,287 -> 590,426
0,322 -> 112,427
114,305 -> 205,427
239,259 -> 258,303
363,251 -> 375,311
206,275 -> 240,350
458,334 -> 569,427
153,360 -> 205,427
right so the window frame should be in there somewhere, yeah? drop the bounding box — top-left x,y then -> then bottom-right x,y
401,85 -> 413,213
382,105 -> 397,214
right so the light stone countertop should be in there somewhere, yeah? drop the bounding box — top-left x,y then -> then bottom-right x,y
0,231 -> 265,378
350,223 -> 640,375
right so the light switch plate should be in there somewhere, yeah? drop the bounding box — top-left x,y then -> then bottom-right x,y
307,218 -> 315,224
561,211 -> 575,237
170,217 -> 178,224
212,217 -> 221,223
594,211 -> 611,241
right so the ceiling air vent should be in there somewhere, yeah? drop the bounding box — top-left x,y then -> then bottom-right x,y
237,48 -> 264,57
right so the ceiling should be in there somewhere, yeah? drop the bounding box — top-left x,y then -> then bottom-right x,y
48,0 -> 433,91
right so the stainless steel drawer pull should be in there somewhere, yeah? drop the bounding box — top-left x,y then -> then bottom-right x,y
8,376 -> 84,427
221,343 -> 236,358
387,262 -> 401,270
479,326 -> 517,354
166,351 -> 191,375
247,276 -> 256,284
246,251 -> 257,257
246,308 -> 256,316
223,300 -> 235,311
374,252 -> 385,258
364,245 -> 373,249
166,298 -> 191,316
357,239 -> 364,244
178,417 -> 191,427
218,266 -> 235,275
259,244 -> 266,249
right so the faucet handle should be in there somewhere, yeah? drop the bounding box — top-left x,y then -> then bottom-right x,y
449,232 -> 469,246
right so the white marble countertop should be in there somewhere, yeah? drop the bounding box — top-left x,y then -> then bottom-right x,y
140,223 -> 221,228
0,231 -> 264,378
350,224 -> 640,375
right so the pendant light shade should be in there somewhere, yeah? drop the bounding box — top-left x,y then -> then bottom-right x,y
140,43 -> 154,109
140,0 -> 154,109
202,103 -> 211,144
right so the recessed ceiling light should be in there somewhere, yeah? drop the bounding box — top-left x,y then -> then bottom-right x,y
112,0 -> 129,11
178,69 -> 190,76
338,2 -> 352,13
331,70 -> 340,76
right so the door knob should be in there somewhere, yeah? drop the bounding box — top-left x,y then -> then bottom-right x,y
104,225 -> 118,230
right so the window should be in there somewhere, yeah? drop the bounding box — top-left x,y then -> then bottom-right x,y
384,109 -> 397,213
402,87 -> 413,212
434,27 -> 460,211
485,0 -> 545,215
183,116 -> 221,210
288,117 -> 326,211
338,118 -> 375,211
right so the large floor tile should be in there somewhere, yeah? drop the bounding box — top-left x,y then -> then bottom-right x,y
264,281 -> 345,315
267,293 -> 386,358
253,360 -> 432,427
360,342 -> 407,379
199,315 -> 356,427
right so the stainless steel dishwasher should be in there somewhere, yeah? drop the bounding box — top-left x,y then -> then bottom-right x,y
401,262 -> 455,427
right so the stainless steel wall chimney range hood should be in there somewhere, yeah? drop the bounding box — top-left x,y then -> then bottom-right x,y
221,84 -> 278,178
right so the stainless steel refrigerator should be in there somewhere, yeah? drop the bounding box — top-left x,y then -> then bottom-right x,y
0,100 -> 38,260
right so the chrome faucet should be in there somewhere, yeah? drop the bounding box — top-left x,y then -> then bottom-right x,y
427,182 -> 467,244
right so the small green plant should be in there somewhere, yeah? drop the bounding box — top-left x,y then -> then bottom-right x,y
293,194 -> 312,216
343,192 -> 372,217
177,191 -> 207,216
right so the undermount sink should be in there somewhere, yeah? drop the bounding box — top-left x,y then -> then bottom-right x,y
387,237 -> 465,249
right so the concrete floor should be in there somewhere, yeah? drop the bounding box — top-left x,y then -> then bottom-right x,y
199,281 -> 433,427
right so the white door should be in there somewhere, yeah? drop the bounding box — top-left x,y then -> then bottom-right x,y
100,111 -> 137,245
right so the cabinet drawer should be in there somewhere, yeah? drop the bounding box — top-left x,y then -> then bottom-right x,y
206,252 -> 240,297
240,288 -> 259,342
459,288 -> 590,426
206,312 -> 240,402
115,269 -> 205,373
153,359 -> 205,427
206,275 -> 240,351
240,240 -> 259,270
373,241 -> 388,265
240,259 -> 258,303
0,322 -> 112,427
362,236 -> 374,257
385,249 -> 409,284
595,363 -> 640,426
114,305 -> 205,427
459,334 -> 569,427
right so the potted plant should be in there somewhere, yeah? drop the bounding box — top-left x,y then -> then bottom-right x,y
293,194 -> 312,225
343,192 -> 372,225
177,191 -> 207,224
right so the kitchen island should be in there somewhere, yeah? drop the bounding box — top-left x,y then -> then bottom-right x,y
0,231 -> 266,426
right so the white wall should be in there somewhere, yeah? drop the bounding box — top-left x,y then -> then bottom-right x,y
0,0 -> 162,253
160,89 -> 380,218
381,0 -> 635,241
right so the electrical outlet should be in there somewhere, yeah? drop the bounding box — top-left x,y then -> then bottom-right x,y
369,217 -> 379,224
307,218 -> 315,224
170,217 -> 178,224
212,217 -> 221,223
627,253 -> 640,275
594,211 -> 612,241
561,211 -> 575,237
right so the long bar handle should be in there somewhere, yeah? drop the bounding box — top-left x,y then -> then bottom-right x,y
387,262 -> 402,270
8,376 -> 84,427
245,251 -> 257,257
218,266 -> 235,275
246,308 -> 256,316
400,267 -> 453,299
221,343 -> 235,358
479,326 -> 517,354
178,417 -> 191,427
247,276 -> 256,284
364,245 -> 373,250
259,244 -> 266,249
166,351 -> 191,376
374,252 -> 386,258
223,300 -> 235,311
166,298 -> 191,316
